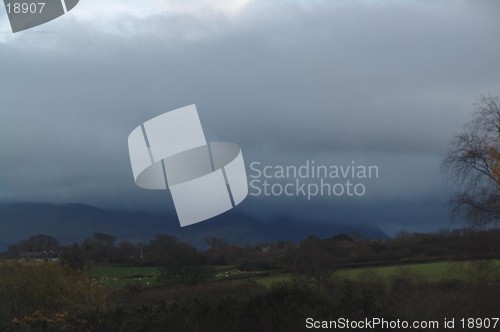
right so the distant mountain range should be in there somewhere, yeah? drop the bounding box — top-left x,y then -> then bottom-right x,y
0,203 -> 389,250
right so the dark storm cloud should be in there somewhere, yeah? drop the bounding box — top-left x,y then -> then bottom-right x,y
1,0 -> 499,233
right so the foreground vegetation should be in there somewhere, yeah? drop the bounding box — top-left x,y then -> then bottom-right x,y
1,260 -> 500,331
1,228 -> 499,331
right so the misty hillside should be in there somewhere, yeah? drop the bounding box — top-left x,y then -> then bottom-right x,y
0,203 -> 389,250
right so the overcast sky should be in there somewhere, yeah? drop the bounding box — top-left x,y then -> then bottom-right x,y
1,0 -> 500,235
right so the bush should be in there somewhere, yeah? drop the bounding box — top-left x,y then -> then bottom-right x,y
0,261 -> 109,329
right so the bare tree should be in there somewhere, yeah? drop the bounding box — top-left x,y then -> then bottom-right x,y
442,95 -> 500,226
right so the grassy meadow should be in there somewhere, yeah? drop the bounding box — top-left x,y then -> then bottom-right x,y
89,259 -> 500,287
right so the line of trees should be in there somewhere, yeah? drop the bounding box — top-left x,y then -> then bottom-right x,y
3,227 -> 500,286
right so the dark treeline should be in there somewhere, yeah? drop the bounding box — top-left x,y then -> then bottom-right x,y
4,228 -> 500,276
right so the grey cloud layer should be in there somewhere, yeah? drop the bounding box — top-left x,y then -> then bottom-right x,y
1,0 -> 499,232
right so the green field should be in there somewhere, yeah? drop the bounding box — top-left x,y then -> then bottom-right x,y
89,260 -> 500,287
90,265 -> 161,287
336,260 -> 500,282
336,261 -> 458,282
251,273 -> 291,286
